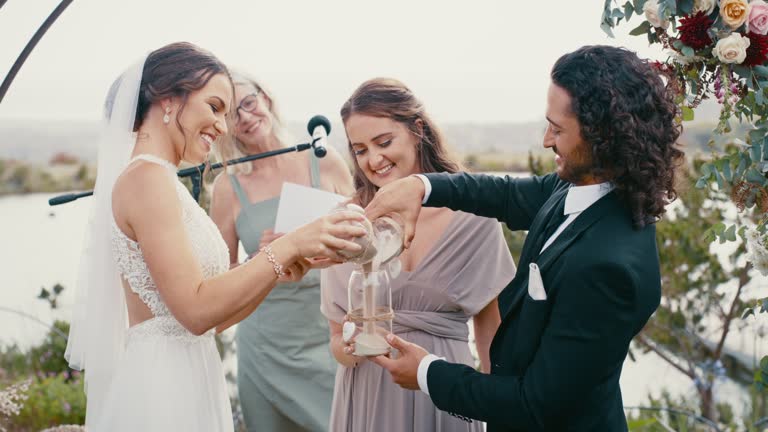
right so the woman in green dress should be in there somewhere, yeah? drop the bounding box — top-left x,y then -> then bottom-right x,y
211,73 -> 354,432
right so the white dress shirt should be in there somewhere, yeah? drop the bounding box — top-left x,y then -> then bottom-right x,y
413,174 -> 614,396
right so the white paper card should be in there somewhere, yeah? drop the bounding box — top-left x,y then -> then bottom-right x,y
274,182 -> 348,233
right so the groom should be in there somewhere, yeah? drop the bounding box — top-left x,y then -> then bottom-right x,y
366,45 -> 684,431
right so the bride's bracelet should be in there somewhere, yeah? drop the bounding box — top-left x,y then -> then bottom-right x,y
259,245 -> 286,278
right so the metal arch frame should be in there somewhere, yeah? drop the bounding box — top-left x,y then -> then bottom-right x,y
0,0 -> 74,103
0,306 -> 69,342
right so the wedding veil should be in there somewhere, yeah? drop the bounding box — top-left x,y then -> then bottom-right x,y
64,54 -> 147,426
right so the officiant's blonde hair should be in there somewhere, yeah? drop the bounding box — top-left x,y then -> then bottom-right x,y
216,72 -> 293,175
341,78 -> 463,207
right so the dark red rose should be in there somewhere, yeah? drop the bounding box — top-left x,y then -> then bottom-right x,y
744,32 -> 768,66
677,11 -> 714,50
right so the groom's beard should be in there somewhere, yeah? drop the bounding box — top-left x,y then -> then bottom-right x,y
556,144 -> 595,185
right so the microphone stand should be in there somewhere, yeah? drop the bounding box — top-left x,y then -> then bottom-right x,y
48,140 -> 322,206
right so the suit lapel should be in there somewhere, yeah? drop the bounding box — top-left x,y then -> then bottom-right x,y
500,191 -> 618,323
497,189 -> 567,315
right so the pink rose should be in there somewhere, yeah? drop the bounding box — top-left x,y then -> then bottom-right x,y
749,0 -> 768,34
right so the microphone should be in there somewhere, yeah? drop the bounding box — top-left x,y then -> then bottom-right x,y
49,191 -> 93,206
307,115 -> 331,158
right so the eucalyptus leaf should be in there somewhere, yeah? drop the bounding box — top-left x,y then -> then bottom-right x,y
678,0 -> 694,14
682,106 -> 695,121
633,0 -> 647,11
749,128 -> 766,144
736,155 -> 748,178
630,20 -> 651,36
722,161 -> 732,181
664,0 -> 676,15
612,7 -> 625,18
681,45 -> 694,58
733,65 -> 752,79
763,137 -> 768,161
746,167 -> 767,184
601,22 -> 616,38
752,144 -> 762,163
725,224 -> 737,241
624,1 -> 634,20
754,65 -> 768,77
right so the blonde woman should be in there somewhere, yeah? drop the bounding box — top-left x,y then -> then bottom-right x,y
211,73 -> 353,432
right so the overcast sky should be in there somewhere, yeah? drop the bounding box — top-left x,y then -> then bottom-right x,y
0,0 -> 663,125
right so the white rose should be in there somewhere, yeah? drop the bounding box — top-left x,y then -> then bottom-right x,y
713,33 -> 751,63
644,0 -> 670,29
746,228 -> 768,276
693,0 -> 717,14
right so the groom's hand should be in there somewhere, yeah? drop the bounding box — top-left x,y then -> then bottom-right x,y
365,176 -> 424,249
370,334 -> 428,390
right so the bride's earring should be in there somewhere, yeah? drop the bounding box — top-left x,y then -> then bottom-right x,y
163,107 -> 171,125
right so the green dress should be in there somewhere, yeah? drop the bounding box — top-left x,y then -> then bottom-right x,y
231,154 -> 334,432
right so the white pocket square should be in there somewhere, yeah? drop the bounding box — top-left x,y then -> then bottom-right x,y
528,263 -> 547,300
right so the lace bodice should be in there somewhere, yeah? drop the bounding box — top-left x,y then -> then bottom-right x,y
111,154 -> 229,340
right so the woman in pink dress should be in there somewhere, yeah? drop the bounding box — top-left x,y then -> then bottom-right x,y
321,78 -> 516,431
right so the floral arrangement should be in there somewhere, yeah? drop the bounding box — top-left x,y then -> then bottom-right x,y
0,379 -> 30,432
601,0 -> 768,276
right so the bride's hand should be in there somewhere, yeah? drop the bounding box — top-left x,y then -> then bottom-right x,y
306,257 -> 344,269
258,229 -> 284,252
282,211 -> 367,260
278,258 -> 311,282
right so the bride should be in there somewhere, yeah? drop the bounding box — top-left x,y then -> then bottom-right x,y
63,42 -> 365,431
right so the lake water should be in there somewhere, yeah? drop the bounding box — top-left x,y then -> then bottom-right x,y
1,192 -> 767,417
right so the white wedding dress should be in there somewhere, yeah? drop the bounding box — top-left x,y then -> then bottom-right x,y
93,154 -> 234,431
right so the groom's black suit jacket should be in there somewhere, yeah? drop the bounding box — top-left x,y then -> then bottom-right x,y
423,172 -> 661,432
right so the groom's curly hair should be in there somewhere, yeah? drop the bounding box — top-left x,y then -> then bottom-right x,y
551,45 -> 685,229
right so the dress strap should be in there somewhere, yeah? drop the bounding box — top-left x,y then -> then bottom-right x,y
309,152 -> 321,188
128,154 -> 178,173
228,174 -> 251,207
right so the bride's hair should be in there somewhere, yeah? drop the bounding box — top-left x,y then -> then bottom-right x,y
132,42 -> 233,132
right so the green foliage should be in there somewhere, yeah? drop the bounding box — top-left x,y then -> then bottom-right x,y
503,226 -> 526,264
636,163 -> 758,420
37,284 -> 64,310
10,374 -> 86,430
0,285 -> 85,429
26,321 -> 71,380
0,344 -> 30,381
600,0 -> 768,402
527,151 -> 555,176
